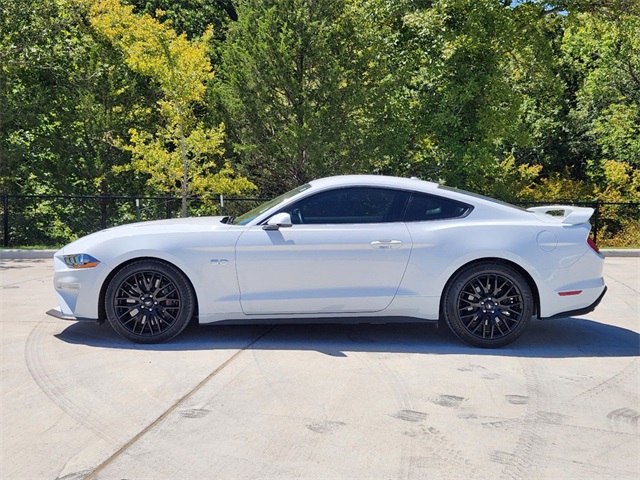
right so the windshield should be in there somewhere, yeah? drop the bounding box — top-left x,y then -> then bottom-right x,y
231,184 -> 312,225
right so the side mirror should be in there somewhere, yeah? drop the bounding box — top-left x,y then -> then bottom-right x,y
263,212 -> 293,230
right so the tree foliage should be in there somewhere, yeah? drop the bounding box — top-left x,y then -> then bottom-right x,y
126,0 -> 237,39
563,9 -> 640,168
0,0 -> 154,197
213,0 -> 388,194
390,0 -> 528,190
1,0 -> 638,245
89,0 -> 254,216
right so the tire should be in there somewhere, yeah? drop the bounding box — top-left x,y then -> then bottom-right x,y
105,260 -> 195,344
443,262 -> 533,348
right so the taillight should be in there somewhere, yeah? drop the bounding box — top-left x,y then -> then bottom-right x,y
587,237 -> 600,254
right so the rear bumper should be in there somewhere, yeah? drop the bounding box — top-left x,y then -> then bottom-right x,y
537,245 -> 606,318
540,286 -> 607,320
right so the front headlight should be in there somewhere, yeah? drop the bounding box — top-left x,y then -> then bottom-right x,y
62,253 -> 101,269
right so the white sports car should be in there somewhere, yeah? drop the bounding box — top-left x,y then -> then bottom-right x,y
48,175 -> 606,348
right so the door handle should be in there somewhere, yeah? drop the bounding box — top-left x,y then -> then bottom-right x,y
370,240 -> 403,249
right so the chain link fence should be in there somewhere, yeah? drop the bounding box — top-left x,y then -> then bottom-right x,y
1,193 -> 638,248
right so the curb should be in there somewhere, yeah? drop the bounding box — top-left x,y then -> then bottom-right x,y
601,249 -> 640,258
1,248 -> 638,259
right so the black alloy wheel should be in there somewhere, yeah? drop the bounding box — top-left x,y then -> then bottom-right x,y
105,260 -> 195,343
443,262 -> 533,348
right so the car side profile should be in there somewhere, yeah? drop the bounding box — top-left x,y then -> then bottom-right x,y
48,175 -> 606,348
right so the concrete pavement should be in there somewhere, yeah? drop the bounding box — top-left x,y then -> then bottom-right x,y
1,258 -> 638,479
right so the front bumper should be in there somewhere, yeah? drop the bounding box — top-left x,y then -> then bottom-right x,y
46,306 -> 96,322
51,254 -> 108,320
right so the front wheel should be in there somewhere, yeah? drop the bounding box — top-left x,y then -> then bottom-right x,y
442,263 -> 533,348
105,260 -> 195,344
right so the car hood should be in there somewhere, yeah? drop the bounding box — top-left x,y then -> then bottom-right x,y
58,216 -> 233,255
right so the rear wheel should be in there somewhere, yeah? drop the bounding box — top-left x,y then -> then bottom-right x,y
443,263 -> 533,348
105,260 -> 195,344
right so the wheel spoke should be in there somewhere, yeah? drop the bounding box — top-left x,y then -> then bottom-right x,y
119,312 -> 138,324
155,288 -> 178,302
122,279 -> 141,296
116,305 -> 139,316
151,276 -> 167,296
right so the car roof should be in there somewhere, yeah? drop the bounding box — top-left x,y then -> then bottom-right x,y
309,175 -> 440,193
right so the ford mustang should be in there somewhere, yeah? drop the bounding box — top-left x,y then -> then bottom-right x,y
47,175 -> 606,348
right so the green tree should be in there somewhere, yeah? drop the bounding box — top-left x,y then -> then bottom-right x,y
1,0 -> 149,197
502,1 -> 640,186
347,0 -> 546,195
563,9 -> 640,170
89,0 -> 254,216
214,0 -> 394,195
0,0 -> 160,245
127,0 -> 237,39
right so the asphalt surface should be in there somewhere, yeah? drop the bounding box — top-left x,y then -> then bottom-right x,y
1,257 -> 638,479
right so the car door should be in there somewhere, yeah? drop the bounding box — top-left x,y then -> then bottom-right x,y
235,187 -> 413,315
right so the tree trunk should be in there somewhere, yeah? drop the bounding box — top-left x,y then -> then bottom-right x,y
179,122 -> 188,218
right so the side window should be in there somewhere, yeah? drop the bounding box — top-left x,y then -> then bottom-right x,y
404,193 -> 472,222
285,187 -> 409,224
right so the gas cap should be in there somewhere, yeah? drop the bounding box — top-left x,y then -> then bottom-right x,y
537,230 -> 558,252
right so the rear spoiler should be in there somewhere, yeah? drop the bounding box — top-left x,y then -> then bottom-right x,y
527,205 -> 594,225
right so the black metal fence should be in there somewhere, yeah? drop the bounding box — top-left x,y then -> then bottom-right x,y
0,193 -> 266,248
0,193 -> 638,248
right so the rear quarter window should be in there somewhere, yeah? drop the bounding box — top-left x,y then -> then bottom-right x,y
404,193 -> 472,222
